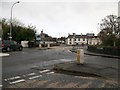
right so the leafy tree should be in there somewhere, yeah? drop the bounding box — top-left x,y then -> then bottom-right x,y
98,15 -> 120,47
1,18 -> 10,40
1,18 -> 36,43
60,37 -> 66,42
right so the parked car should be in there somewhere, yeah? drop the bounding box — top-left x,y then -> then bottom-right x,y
2,40 -> 23,52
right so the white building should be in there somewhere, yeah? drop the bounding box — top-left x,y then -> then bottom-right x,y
66,33 -> 101,45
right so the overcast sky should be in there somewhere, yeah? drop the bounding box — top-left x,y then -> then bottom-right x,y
1,0 -> 119,37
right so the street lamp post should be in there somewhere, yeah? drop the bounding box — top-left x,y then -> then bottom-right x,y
10,1 -> 20,40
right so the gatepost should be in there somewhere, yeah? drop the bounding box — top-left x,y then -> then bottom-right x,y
39,44 -> 42,48
77,49 -> 84,64
47,44 -> 50,48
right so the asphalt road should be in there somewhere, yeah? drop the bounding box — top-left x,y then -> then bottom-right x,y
2,46 -> 119,88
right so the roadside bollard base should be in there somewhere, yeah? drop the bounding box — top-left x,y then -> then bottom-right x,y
77,63 -> 84,65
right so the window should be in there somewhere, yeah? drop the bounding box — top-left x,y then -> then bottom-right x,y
83,38 -> 85,41
89,42 -> 91,45
78,38 -> 80,41
70,42 -> 71,45
69,38 -> 71,41
74,38 -> 76,41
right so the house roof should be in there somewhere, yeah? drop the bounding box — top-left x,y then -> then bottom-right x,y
68,35 -> 86,38
86,33 -> 94,36
42,37 -> 56,41
67,34 -> 98,38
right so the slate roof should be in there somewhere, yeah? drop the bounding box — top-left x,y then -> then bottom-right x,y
67,34 -> 98,38
68,35 -> 85,38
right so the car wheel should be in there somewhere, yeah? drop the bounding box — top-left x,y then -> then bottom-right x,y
6,47 -> 11,52
19,47 -> 23,51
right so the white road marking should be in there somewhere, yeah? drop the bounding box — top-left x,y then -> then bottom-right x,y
29,75 -> 42,80
59,59 -> 74,62
0,53 -> 9,57
4,76 -> 21,81
39,69 -> 50,73
0,85 -> 2,88
23,73 -> 36,77
9,79 -> 25,85
46,72 -> 54,74
4,79 -> 7,81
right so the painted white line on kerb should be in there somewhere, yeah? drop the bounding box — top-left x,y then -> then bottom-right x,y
46,72 -> 54,75
9,79 -> 25,85
29,75 -> 42,80
39,69 -> 50,73
4,76 -> 21,81
23,73 -> 36,77
0,53 -> 9,57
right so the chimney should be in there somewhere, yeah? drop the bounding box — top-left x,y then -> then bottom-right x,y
73,33 -> 76,36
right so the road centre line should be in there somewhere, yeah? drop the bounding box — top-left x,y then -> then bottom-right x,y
39,69 -> 50,73
9,79 -> 25,85
29,75 -> 42,80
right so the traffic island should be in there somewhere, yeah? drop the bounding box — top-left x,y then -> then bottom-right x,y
53,62 -> 119,82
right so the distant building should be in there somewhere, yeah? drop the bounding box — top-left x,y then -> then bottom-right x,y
66,33 -> 101,45
35,30 -> 57,45
36,35 -> 41,41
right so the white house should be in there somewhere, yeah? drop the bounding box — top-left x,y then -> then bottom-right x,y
87,36 -> 101,45
66,33 -> 101,45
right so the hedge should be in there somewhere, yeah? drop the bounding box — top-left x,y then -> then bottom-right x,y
87,45 -> 120,56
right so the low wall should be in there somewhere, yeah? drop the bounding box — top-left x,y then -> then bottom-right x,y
87,45 -> 120,56
21,41 -> 28,48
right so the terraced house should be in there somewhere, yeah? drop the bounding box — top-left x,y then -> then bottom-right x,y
66,33 -> 101,46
